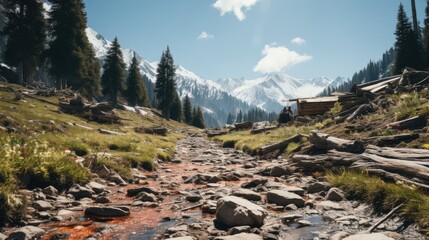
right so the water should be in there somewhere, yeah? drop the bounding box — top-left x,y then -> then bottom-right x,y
283,215 -> 330,240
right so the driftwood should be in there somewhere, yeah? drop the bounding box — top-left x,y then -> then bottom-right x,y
386,116 -> 427,130
98,129 -> 125,135
250,126 -> 278,134
180,203 -> 204,212
134,126 -> 167,136
363,133 -> 419,146
367,203 -> 404,233
308,130 -> 364,153
207,130 -> 228,138
258,134 -> 302,155
233,122 -> 253,131
345,104 -> 371,122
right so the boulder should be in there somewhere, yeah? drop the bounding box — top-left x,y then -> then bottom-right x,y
85,206 -> 130,217
326,188 -> 345,202
214,233 -> 262,240
307,182 -> 331,193
343,233 -> 397,240
33,200 -> 53,211
216,196 -> 267,228
42,186 -> 58,196
135,192 -> 157,202
68,185 -> 94,200
266,190 -> 305,207
108,173 -> 127,186
127,186 -> 159,196
6,226 -> 45,240
86,181 -> 107,194
232,189 -> 261,201
282,186 -> 305,196
269,165 -> 291,177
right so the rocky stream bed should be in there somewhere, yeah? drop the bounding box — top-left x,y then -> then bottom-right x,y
2,134 -> 427,240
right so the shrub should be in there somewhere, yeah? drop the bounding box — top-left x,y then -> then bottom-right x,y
65,140 -> 90,156
330,102 -> 343,115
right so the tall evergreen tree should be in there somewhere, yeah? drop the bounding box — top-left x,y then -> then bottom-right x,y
2,0 -> 46,84
393,3 -> 424,74
155,46 -> 176,120
183,94 -> 193,124
0,0 -> 6,62
126,53 -> 149,106
101,37 -> 125,107
170,90 -> 182,122
46,0 -> 100,97
236,110 -> 243,123
226,113 -> 234,125
424,0 -> 429,68
192,106 -> 205,129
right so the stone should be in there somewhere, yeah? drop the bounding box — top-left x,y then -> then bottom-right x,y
297,220 -> 312,228
6,226 -> 45,240
329,231 -> 350,240
42,186 -> 58,196
307,182 -> 331,193
241,179 -> 267,188
85,206 -> 130,217
166,237 -> 195,240
343,233 -> 396,240
326,188 -> 345,202
281,214 -> 303,223
232,189 -> 262,201
126,186 -> 159,196
216,196 -> 268,228
269,165 -> 291,177
33,200 -> 53,211
214,233 -> 262,240
316,201 -> 344,210
285,204 -> 298,211
135,192 -> 157,202
186,195 -> 202,202
108,173 -> 127,186
68,185 -> 94,200
86,181 -> 107,194
166,225 -> 188,234
228,226 -> 251,235
266,190 -> 305,208
0,233 -> 6,240
95,196 -> 110,204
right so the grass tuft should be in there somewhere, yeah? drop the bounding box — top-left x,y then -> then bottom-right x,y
327,171 -> 429,229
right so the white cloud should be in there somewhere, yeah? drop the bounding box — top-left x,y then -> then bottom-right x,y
253,44 -> 312,73
291,37 -> 306,45
197,31 -> 214,40
213,0 -> 260,21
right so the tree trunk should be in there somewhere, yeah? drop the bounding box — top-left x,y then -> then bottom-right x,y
411,0 -> 418,33
17,62 -> 23,84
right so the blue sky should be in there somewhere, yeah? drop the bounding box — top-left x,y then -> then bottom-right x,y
83,0 -> 427,80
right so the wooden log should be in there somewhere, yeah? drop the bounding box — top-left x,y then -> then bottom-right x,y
250,126 -> 278,134
259,134 -> 302,155
234,121 -> 253,130
207,130 -> 228,137
70,122 -> 94,130
308,130 -> 365,153
22,92 -> 59,106
386,116 -> 427,130
363,133 -> 420,146
345,104 -> 371,122
334,105 -> 360,117
98,129 -> 125,135
367,203 -> 404,233
366,169 -> 429,191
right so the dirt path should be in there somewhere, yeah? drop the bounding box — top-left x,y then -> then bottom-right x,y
40,134 -> 425,240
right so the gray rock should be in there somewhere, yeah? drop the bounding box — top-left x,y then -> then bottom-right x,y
86,181 -> 107,194
108,173 -> 127,186
33,200 -> 53,211
85,206 -> 130,217
166,225 -> 188,234
329,231 -> 350,240
307,182 -> 331,193
166,237 -> 195,240
241,179 -> 267,188
186,195 -> 202,202
281,214 -> 303,223
270,165 -> 291,177
282,186 -> 305,196
36,211 -> 51,219
285,204 -> 298,211
42,186 -> 58,196
326,188 -> 345,202
266,190 -> 305,207
214,233 -> 262,240
297,220 -> 312,228
95,196 -> 110,204
216,196 -> 267,228
127,186 -> 158,196
233,189 -> 262,201
0,233 -> 7,240
228,226 -> 251,235
316,201 -> 344,210
68,185 -> 94,200
135,192 -> 157,202
6,226 -> 45,240
343,233 -> 396,240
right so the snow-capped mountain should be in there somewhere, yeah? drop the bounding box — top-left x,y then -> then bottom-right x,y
85,28 -> 253,127
214,73 -> 343,112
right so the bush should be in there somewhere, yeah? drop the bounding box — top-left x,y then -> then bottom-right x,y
65,140 -> 90,156
108,142 -> 135,152
330,102 -> 343,115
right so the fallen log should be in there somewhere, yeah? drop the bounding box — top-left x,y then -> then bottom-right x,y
258,134 -> 302,155
345,104 -> 371,122
207,130 -> 228,138
363,133 -> 419,146
134,126 -> 167,136
98,128 -> 125,135
22,92 -> 59,106
367,203 -> 404,233
308,130 -> 364,153
366,169 -> 429,191
250,126 -> 278,134
386,116 -> 427,130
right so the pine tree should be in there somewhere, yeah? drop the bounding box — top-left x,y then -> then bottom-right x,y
126,53 -> 149,106
192,106 -> 205,129
236,110 -> 243,123
3,0 -> 46,84
393,3 -> 424,74
47,0 -> 100,97
101,37 -> 126,107
0,0 -> 6,62
424,0 -> 429,68
226,113 -> 234,125
183,94 -> 193,124
155,46 -> 176,120
170,90 -> 182,122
